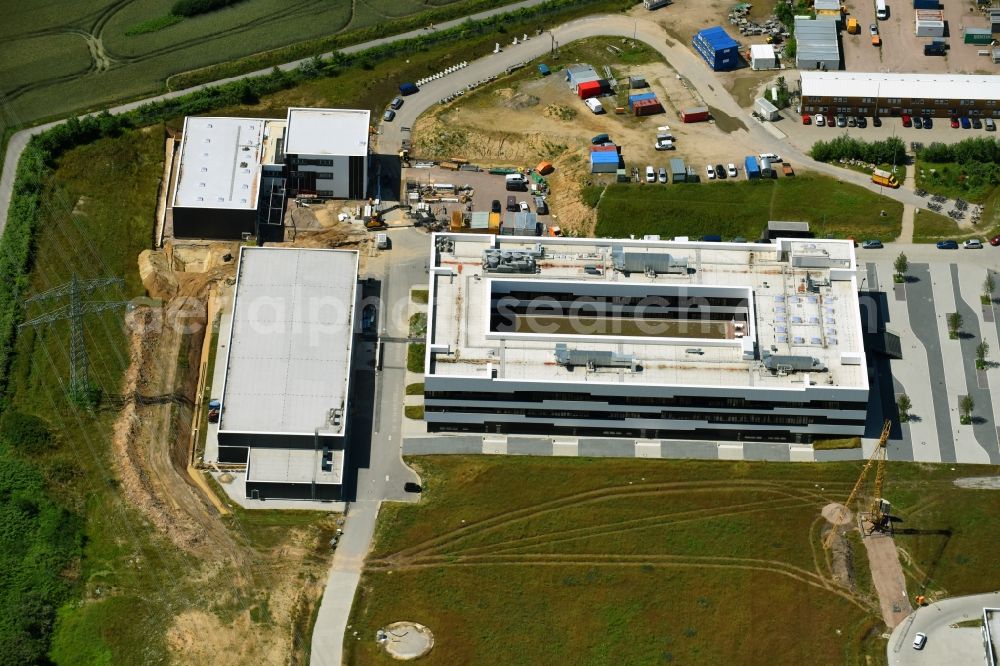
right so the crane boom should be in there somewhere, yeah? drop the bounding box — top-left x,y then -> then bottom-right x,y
823,420 -> 892,549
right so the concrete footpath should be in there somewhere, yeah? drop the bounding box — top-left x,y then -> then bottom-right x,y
310,500 -> 381,666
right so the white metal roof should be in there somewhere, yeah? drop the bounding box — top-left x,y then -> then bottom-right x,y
172,117 -> 264,210
427,235 -> 867,392
750,44 -> 777,60
801,71 -> 1000,101
283,107 -> 370,156
218,247 -> 358,436
246,447 -> 344,485
794,16 -> 841,64
814,0 -> 841,11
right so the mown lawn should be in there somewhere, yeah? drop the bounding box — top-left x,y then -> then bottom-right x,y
592,176 -> 903,242
346,456 -> 1000,665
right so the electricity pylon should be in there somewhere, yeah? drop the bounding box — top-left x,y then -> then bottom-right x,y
19,274 -> 127,402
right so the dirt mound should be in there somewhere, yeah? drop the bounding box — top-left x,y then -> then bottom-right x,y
543,104 -> 577,121
822,502 -> 853,525
138,249 -> 179,300
292,222 -> 366,249
500,92 -> 540,110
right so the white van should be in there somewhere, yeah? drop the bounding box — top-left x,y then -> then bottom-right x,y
585,97 -> 604,114
505,173 -> 528,191
875,0 -> 887,20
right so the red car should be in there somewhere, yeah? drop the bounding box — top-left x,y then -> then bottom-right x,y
951,116 -> 960,128
902,114 -> 912,127
802,114 -> 811,125
990,235 -> 1000,246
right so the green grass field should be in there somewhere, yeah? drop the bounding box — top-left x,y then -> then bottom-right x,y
346,456 -> 1000,665
0,0 -> 518,135
591,176 -> 903,242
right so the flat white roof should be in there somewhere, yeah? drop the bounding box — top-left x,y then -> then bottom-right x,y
801,71 -> 1000,102
284,107 -> 370,157
428,235 -> 867,392
172,117 -> 264,210
750,44 -> 777,59
246,447 -> 344,485
219,247 -> 358,436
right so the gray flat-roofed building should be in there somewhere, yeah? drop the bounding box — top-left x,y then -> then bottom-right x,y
795,16 -> 841,71
217,246 -> 358,500
283,107 -> 370,200
245,448 -> 344,501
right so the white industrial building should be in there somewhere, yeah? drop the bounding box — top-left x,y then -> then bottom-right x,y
750,44 -> 778,70
794,16 -> 841,71
915,10 -> 945,37
422,234 -> 869,445
755,97 -> 780,120
170,108 -> 370,240
216,246 -> 359,501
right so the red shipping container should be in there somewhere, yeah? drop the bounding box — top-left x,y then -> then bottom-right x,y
590,144 -> 617,152
577,80 -> 602,99
632,99 -> 664,116
680,106 -> 710,122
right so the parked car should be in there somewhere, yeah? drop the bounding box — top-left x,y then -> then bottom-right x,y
912,632 -> 927,650
873,116 -> 882,127
837,114 -> 848,127
862,239 -> 883,249
961,117 -> 972,129
383,109 -> 396,122
923,116 -> 932,129
706,164 -> 716,179
869,23 -> 878,35
404,482 -> 423,493
592,133 -> 611,145
533,196 -> 549,215
727,163 -> 738,177
964,238 -> 983,249
848,116 -> 857,127
856,116 -> 867,128
655,138 -> 676,151
658,167 -> 668,183
902,114 -> 912,127
390,96 -> 404,110
802,113 -> 812,125
362,304 -> 377,332
973,117 -> 983,129
936,240 -> 959,249
815,113 -> 826,126
987,118 -> 997,131
991,234 -> 1000,246
913,116 -> 923,129
519,200 -> 530,213
491,199 -> 501,213
645,165 -> 656,183
715,164 -> 726,179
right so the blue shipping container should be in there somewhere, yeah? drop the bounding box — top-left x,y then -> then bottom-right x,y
692,26 -> 740,71
538,63 -> 551,76
627,92 -> 657,104
913,0 -> 938,8
744,156 -> 760,179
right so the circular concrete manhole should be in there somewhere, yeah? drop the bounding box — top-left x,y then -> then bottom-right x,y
377,621 -> 434,660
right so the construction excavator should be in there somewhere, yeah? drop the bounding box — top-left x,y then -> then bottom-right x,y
823,420 -> 892,549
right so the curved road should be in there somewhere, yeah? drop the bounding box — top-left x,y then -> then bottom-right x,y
887,591 -> 1000,665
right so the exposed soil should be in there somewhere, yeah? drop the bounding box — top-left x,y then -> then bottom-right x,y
862,533 -> 913,628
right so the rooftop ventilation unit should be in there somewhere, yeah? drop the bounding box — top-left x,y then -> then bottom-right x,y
611,247 -> 688,275
482,249 -> 537,274
762,353 -> 827,375
554,343 -> 637,371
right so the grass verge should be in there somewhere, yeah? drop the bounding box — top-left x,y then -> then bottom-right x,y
593,176 -> 903,241
407,343 -> 426,373
813,437 -> 862,451
404,406 -> 425,420
411,289 -> 429,304
405,382 -> 425,395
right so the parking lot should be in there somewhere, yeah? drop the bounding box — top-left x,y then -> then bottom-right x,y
403,165 -> 544,221
841,0 -> 996,74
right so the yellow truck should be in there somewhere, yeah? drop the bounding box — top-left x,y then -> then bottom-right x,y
871,168 -> 899,188
847,17 -> 859,34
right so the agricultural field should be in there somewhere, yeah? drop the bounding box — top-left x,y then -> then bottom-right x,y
347,456 -> 1000,665
590,176 -> 903,242
0,0 -> 515,135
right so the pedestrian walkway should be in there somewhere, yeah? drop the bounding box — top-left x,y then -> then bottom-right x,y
899,162 -> 916,243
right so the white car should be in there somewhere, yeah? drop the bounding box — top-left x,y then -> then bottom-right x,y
964,238 -> 983,249
759,152 -> 782,162
654,139 -> 675,151
645,166 -> 656,183
519,201 -> 530,213
706,164 -> 716,179
912,632 -> 927,650
815,113 -> 826,126
726,163 -> 738,178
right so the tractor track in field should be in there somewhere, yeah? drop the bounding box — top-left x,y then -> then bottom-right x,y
432,493 -> 828,559
383,478 -> 844,561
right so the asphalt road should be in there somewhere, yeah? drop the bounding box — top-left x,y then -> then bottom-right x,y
887,591 -> 1000,665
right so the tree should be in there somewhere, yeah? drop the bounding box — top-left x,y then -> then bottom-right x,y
897,393 -> 912,423
985,273 -> 996,305
977,341 -> 990,369
948,312 -> 963,339
960,395 -> 975,424
894,252 -> 909,283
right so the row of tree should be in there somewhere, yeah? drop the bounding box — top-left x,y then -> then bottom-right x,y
917,137 -> 1000,165
809,135 -> 906,165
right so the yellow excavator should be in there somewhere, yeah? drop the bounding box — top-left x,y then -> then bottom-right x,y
823,420 -> 892,549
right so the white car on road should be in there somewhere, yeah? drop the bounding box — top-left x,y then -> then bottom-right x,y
912,632 -> 927,650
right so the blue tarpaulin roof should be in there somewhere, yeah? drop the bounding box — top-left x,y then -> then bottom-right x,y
695,26 -> 738,50
591,151 -> 619,163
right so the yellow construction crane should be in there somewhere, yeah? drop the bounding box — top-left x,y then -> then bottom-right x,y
823,420 -> 892,549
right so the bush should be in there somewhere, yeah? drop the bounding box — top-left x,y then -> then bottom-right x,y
0,412 -> 53,455
810,135 -> 906,165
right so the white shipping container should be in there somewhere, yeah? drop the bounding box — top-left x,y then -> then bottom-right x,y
915,10 -> 944,37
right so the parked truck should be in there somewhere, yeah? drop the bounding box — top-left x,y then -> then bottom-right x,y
871,168 -> 899,188
744,156 -> 761,179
